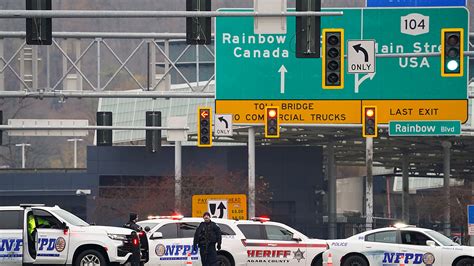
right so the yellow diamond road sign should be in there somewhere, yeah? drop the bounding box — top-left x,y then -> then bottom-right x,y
192,194 -> 247,220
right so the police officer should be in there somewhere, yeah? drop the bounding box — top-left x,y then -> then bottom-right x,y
124,213 -> 142,232
124,213 -> 145,266
193,212 -> 222,266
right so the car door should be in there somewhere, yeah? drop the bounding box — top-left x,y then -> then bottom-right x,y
263,224 -> 306,265
237,224 -> 269,266
147,222 -> 182,265
32,209 -> 70,265
363,230 -> 400,265
0,209 -> 23,265
23,209 -> 37,264
178,222 -> 201,265
398,230 -> 443,265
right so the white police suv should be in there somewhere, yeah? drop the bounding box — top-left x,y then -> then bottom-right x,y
0,204 -> 142,265
137,216 -> 328,266
322,224 -> 474,266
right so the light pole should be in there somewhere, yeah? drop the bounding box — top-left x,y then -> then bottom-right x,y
15,143 -> 31,168
67,138 -> 83,168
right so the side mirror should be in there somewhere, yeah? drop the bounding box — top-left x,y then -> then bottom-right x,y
292,233 -> 303,242
426,240 -> 436,247
150,232 -> 163,240
144,226 -> 151,232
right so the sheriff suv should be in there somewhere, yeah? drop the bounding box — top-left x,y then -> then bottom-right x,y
138,215 -> 327,266
0,204 -> 144,265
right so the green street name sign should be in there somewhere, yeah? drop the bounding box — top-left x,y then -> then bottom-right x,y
215,8 -> 468,101
389,120 -> 461,136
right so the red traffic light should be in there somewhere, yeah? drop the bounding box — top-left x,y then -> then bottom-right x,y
365,108 -> 375,118
268,108 -> 277,118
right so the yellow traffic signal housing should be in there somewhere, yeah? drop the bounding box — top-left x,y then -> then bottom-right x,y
198,107 -> 212,147
264,107 -> 280,138
441,28 -> 464,77
322,29 -> 344,89
362,106 -> 377,138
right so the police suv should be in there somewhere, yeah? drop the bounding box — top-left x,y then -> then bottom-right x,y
137,216 -> 328,266
0,204 -> 142,265
322,224 -> 474,266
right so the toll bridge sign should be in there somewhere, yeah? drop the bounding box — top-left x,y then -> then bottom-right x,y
215,8 -> 468,124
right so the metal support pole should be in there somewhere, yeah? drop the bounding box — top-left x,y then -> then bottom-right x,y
16,143 -> 31,168
62,39 -> 68,89
442,141 -> 451,237
402,153 -> 409,223
150,39 -> 156,90
248,127 -> 256,219
46,44 -> 50,89
365,137 -> 373,230
164,40 -> 170,90
32,45 -> 38,90
175,141 -> 182,212
75,39 -> 83,90
96,38 -> 101,91
147,41 -> 151,91
196,45 -> 200,86
0,38 -> 4,91
327,141 -> 337,238
68,138 -> 83,168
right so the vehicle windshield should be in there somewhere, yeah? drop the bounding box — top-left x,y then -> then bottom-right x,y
424,230 -> 459,246
137,222 -> 160,232
51,209 -> 89,226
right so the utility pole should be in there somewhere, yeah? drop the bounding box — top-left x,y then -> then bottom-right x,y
16,143 -> 31,168
67,138 -> 83,168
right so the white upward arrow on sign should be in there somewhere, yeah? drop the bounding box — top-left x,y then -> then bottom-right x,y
278,65 -> 287,94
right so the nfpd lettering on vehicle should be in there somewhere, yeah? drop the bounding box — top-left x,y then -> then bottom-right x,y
383,252 -> 423,264
158,245 -> 199,261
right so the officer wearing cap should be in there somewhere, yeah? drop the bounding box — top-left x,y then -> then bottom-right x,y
193,212 -> 222,266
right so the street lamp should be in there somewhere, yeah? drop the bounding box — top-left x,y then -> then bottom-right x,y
15,143 -> 31,168
67,138 -> 83,168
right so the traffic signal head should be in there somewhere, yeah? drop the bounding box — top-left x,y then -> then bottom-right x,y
265,107 -> 280,138
322,29 -> 344,89
441,28 -> 464,77
186,0 -> 211,45
362,106 -> 377,138
198,107 -> 212,147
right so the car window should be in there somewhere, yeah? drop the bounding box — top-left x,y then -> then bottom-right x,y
0,210 -> 23,229
217,224 -> 236,236
179,222 -> 199,238
158,223 -> 179,239
264,225 -> 293,241
32,209 -> 63,229
365,231 -> 397,244
138,222 -> 160,232
401,231 -> 431,246
237,224 -> 265,239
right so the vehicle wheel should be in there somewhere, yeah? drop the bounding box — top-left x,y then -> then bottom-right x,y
343,255 -> 368,266
74,249 -> 107,266
217,254 -> 232,266
311,255 -> 323,266
456,258 -> 474,266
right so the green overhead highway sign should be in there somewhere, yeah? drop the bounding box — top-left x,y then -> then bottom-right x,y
215,7 -> 468,124
389,120 -> 461,136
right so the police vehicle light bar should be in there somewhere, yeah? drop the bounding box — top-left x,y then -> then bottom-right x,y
147,214 -> 184,220
251,216 -> 271,222
392,223 -> 416,229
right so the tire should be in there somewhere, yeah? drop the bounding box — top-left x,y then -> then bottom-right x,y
311,255 -> 323,266
342,255 -> 368,266
456,258 -> 474,266
217,254 -> 232,266
74,249 -> 107,266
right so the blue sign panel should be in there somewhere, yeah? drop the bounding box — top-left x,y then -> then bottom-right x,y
469,205 -> 474,224
367,0 -> 466,7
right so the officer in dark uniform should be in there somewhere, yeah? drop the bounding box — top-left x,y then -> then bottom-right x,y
193,212 -> 222,266
124,213 -> 141,231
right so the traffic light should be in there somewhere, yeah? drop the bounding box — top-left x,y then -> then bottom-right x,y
26,0 -> 52,45
186,0 -> 211,45
296,0 -> 321,58
441,28 -> 464,77
97,112 -> 112,146
146,111 -> 161,153
198,107 -> 212,147
264,107 -> 280,138
362,106 -> 377,138
322,29 -> 344,89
